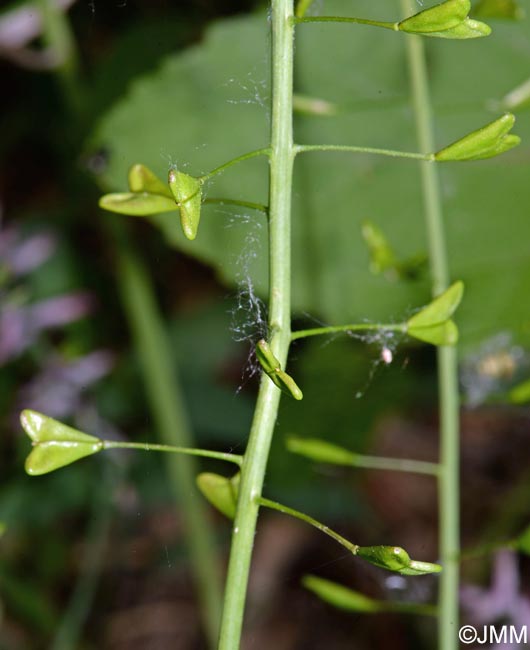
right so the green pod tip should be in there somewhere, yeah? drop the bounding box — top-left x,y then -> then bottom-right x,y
20,410 -> 103,476
435,114 -> 520,161
168,169 -> 202,240
255,340 -> 303,400
399,0 -> 491,39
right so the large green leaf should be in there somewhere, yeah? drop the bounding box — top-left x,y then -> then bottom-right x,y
91,1 -> 530,350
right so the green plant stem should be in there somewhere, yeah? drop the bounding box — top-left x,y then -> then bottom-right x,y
41,1 -> 224,644
201,148 -> 271,181
102,440 -> 242,466
203,198 -> 269,214
38,0 -> 84,120
401,3 -> 461,649
259,497 -> 358,552
286,437 -> 439,475
295,0 -> 315,18
343,453 -> 439,475
51,465 -> 114,650
109,221 -> 223,647
291,322 -> 405,341
218,2 -> 295,647
295,143 -> 433,161
293,15 -> 397,31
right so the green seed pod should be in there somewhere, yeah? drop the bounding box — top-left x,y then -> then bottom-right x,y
128,164 -> 173,198
361,220 -> 396,275
196,472 -> 240,519
399,0 -> 470,33
99,192 -> 177,216
424,17 -> 491,38
407,281 -> 463,346
256,340 -> 303,400
357,545 -> 412,572
408,320 -> 459,346
287,437 -> 358,465
20,410 -> 103,476
256,339 -> 281,375
408,282 -> 464,328
357,545 -> 442,575
168,169 -> 202,241
435,113 -> 520,161
275,369 -> 304,401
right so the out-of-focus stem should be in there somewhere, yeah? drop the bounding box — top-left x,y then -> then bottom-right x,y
108,220 -> 223,646
400,2 -> 461,648
41,2 -> 224,642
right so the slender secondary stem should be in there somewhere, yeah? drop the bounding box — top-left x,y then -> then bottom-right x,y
201,148 -> 271,181
287,437 -> 440,475
203,197 -> 269,214
293,15 -> 397,31
295,143 -> 433,161
38,0 -> 84,119
291,322 -> 405,341
218,2 -> 295,647
259,497 -> 358,552
40,5 -> 224,645
344,453 -> 440,476
51,465 -> 114,650
102,440 -> 242,465
110,224 -> 224,646
401,3 -> 461,649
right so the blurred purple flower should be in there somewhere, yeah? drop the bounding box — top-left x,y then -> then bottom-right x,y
461,550 -> 530,649
0,227 -> 56,276
0,0 -> 76,70
0,292 -> 94,364
16,350 -> 115,420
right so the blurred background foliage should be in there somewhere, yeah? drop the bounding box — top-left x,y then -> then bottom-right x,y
1,0 -> 529,648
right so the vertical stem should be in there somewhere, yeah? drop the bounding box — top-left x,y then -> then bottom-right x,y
400,3 -> 460,649
109,221 -> 223,647
39,0 -> 84,120
40,4 -> 224,640
218,1 -> 295,647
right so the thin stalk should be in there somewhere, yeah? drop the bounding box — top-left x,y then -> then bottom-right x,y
293,16 -> 397,31
291,322 -> 405,341
286,438 -> 439,475
203,197 -> 269,214
400,3 -> 461,649
51,465 -> 114,650
259,498 -> 358,552
102,440 -> 242,466
295,143 -> 433,161
201,148 -> 271,181
218,2 -> 295,647
343,453 -> 439,476
343,453 -> 439,475
38,0 -> 84,120
110,221 -> 223,647
41,3 -> 224,645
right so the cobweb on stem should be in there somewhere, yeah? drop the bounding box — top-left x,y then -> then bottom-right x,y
220,209 -> 269,392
